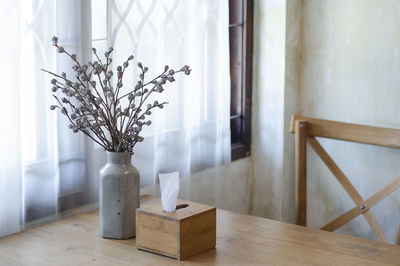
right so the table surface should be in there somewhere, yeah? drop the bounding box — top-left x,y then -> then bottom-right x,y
1,195 -> 399,266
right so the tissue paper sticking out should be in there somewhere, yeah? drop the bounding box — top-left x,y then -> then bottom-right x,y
159,172 -> 179,212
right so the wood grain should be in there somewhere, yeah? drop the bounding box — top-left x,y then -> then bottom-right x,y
136,211 -> 179,257
321,206 -> 362,232
290,116 -> 400,244
179,208 -> 216,260
0,195 -> 399,265
136,199 -> 216,260
290,115 -> 400,148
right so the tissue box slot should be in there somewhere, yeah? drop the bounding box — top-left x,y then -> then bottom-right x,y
176,203 -> 189,210
136,199 -> 216,260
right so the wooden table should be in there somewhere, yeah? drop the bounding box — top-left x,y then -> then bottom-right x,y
1,195 -> 399,265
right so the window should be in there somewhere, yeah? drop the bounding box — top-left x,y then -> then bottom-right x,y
229,0 -> 253,161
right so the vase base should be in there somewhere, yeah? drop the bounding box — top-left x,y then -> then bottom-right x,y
100,234 -> 136,240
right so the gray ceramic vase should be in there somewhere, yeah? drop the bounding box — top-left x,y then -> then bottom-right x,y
99,152 -> 140,239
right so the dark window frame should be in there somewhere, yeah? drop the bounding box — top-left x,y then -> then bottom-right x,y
229,0 -> 253,161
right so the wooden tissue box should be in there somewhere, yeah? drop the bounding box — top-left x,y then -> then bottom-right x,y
136,199 -> 216,260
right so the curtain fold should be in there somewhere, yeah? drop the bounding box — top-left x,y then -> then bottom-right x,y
0,0 -> 23,237
0,0 -> 95,237
0,0 -> 230,237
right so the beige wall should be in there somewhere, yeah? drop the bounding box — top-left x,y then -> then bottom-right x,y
250,0 -> 287,220
144,0 -> 400,244
142,0 -> 288,219
296,0 -> 400,243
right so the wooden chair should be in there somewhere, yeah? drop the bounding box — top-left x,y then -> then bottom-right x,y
290,115 -> 400,244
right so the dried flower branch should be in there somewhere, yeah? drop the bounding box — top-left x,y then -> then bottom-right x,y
43,36 -> 191,152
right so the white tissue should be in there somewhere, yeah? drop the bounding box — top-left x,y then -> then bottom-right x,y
159,172 -> 179,212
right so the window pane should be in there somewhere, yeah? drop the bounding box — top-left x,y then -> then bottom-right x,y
229,0 -> 243,25
229,25 -> 243,117
231,117 -> 242,144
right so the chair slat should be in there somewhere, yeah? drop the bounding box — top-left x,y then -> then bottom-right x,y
365,176 -> 400,207
321,176 -> 400,233
290,115 -> 400,148
363,210 -> 387,242
307,137 -> 364,204
295,121 -> 308,226
321,206 -> 361,232
308,136 -> 387,242
291,115 -> 400,244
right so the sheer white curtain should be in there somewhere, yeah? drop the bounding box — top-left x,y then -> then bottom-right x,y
108,0 -> 231,188
0,0 -> 230,237
0,0 -> 96,237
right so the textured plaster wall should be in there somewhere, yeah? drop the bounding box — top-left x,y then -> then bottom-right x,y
145,0 -> 400,244
250,0 -> 287,220
141,157 -> 253,215
281,0 -> 302,223
296,0 -> 400,243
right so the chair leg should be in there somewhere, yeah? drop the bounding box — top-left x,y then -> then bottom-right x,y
397,225 -> 400,245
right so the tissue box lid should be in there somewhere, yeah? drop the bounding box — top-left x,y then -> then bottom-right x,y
136,199 -> 215,221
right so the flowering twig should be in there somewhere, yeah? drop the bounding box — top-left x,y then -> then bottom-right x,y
43,36 -> 191,152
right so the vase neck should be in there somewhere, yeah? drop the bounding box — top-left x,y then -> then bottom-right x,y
106,152 -> 132,164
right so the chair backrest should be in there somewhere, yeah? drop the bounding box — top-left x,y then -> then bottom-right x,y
290,115 -> 400,244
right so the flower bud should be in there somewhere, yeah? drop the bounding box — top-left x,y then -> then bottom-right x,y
51,36 -> 58,45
